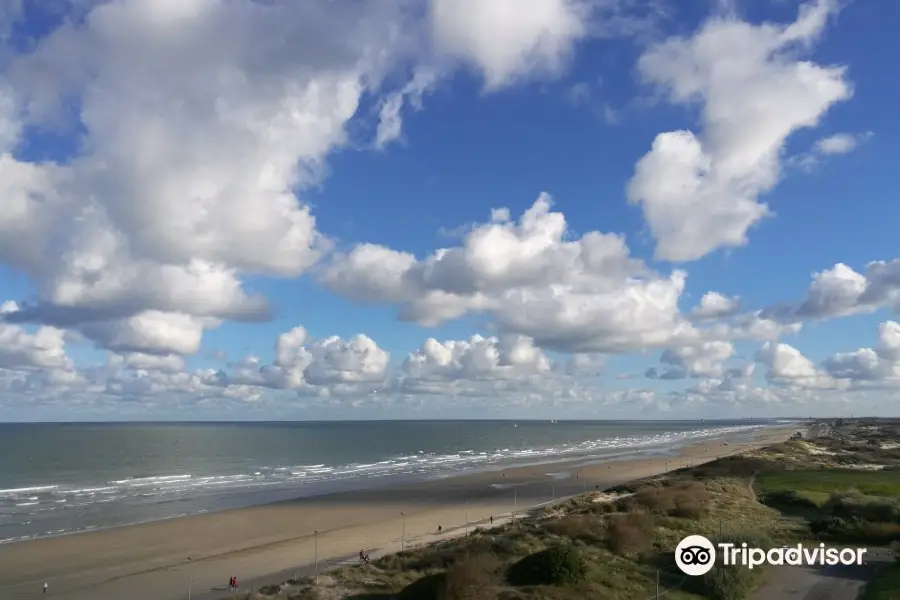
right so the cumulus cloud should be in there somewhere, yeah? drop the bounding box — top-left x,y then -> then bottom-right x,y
429,0 -> 591,91
627,0 -> 851,261
0,0 -> 655,358
0,1 -> 882,418
765,260 -> 900,322
814,132 -> 872,155
692,292 -> 740,319
322,193 -> 703,352
823,321 -> 900,388
0,301 -> 74,371
755,341 -> 844,390
658,341 -> 735,379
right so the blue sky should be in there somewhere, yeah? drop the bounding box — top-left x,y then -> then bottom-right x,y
0,0 -> 898,421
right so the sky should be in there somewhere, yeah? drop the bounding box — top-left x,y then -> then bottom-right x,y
0,0 -> 898,421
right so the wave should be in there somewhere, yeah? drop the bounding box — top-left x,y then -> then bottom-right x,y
0,422 -> 777,541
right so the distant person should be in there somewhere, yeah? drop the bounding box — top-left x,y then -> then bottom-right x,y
43,582 -> 48,594
437,525 -> 442,533
489,516 -> 493,525
233,577 -> 238,589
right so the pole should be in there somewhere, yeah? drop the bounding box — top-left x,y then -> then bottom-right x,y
401,512 -> 406,551
465,500 -> 469,537
656,569 -> 660,600
314,530 -> 319,585
188,569 -> 192,600
552,482 -> 555,502
513,487 -> 517,520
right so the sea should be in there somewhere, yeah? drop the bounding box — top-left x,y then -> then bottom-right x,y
0,419 -> 795,544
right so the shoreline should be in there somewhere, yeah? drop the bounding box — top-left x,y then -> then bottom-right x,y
0,425 -> 795,600
0,422 -> 785,547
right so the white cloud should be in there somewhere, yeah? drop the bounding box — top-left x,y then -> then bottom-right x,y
788,130 -> 873,170
429,0 -> 591,91
1,1 -> 425,338
755,341 -> 844,390
0,1 -> 887,418
626,0 -> 851,261
764,260 -> 900,322
692,291 -> 740,319
659,341 -> 735,378
322,193 -> 700,352
399,334 -> 551,390
823,321 -> 900,388
814,132 -> 871,155
0,301 -> 73,371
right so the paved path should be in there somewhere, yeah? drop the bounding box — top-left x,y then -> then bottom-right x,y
751,548 -> 892,600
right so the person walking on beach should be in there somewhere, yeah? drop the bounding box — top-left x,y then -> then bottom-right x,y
489,516 -> 493,525
43,582 -> 48,594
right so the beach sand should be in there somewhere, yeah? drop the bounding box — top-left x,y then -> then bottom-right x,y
0,427 -> 794,600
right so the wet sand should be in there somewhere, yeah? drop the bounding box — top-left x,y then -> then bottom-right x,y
0,427 -> 794,600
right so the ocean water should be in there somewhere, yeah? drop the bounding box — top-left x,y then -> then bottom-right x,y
0,419 -> 790,544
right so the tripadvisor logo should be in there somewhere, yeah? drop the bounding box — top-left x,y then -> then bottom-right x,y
675,535 -> 867,576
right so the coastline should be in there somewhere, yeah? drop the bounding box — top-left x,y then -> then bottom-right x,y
0,425 -> 796,600
0,421 -> 781,547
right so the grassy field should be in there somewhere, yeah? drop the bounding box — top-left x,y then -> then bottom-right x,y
757,469 -> 900,499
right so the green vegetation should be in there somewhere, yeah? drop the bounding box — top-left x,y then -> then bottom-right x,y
862,563 -> 900,600
506,546 -> 588,586
758,470 -> 900,498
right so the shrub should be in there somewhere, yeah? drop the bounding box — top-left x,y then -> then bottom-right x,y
607,513 -> 655,555
761,489 -> 818,510
858,522 -> 900,545
543,515 -> 603,542
442,553 -> 501,600
288,588 -> 322,600
825,490 -> 900,522
400,573 -> 446,600
699,564 -> 758,600
670,500 -> 706,519
507,546 -> 588,587
890,540 -> 900,562
257,584 -> 282,596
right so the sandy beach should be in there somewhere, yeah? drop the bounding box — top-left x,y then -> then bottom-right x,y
0,426 -> 794,600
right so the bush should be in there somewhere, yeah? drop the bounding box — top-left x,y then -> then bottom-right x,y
507,546 -> 588,587
441,553 -> 502,600
543,515 -> 604,543
400,573 -> 446,600
607,513 -> 655,555
825,490 -> 900,522
670,500 -> 706,519
257,584 -> 282,596
700,564 -> 758,600
761,489 -> 818,510
630,481 -> 712,519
